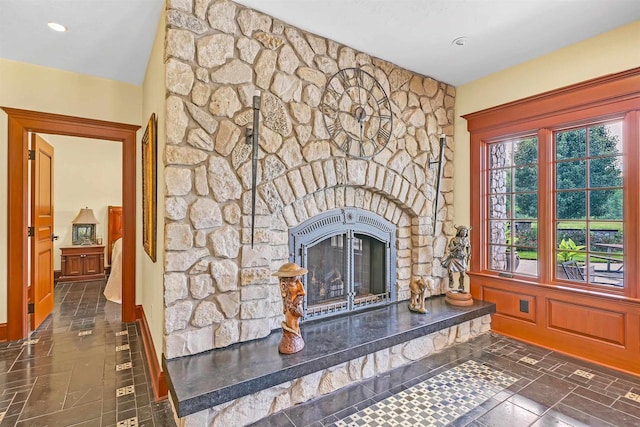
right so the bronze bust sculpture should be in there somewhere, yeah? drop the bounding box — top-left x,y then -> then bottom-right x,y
273,262 -> 308,354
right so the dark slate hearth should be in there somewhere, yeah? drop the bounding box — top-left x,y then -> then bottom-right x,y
163,296 -> 495,417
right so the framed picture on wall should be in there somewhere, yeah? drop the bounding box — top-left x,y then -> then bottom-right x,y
142,113 -> 157,262
72,224 -> 96,245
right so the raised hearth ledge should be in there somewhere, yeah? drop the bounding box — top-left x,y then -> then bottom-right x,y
164,296 -> 495,423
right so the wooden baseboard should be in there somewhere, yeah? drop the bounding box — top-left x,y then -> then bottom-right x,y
0,323 -> 7,342
136,305 -> 168,401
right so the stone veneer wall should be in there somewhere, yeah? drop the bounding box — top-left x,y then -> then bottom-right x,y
488,144 -> 508,270
173,315 -> 491,426
163,0 -> 457,359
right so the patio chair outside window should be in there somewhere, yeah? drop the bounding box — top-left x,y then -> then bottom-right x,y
561,260 -> 585,282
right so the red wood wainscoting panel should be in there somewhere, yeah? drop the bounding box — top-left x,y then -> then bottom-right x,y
547,299 -> 626,346
136,305 -> 168,401
0,323 -> 7,342
472,276 -> 640,375
483,287 -> 536,324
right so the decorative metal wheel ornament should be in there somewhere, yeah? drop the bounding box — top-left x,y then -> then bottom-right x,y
321,67 -> 393,159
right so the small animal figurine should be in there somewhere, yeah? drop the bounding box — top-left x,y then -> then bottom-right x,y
409,276 -> 434,314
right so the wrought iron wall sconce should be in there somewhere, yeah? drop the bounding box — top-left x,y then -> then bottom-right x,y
429,134 -> 446,235
245,91 -> 261,248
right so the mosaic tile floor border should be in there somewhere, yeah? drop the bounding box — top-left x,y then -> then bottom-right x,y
335,361 -> 518,427
255,332 -> 640,427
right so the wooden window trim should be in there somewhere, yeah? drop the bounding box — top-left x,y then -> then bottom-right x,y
463,68 -> 640,301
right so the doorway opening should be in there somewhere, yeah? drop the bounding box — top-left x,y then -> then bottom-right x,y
3,107 -> 139,341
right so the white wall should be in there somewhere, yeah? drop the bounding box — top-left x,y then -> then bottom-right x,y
0,58 -> 141,323
453,21 -> 640,227
139,10 -> 166,365
44,134 -> 122,270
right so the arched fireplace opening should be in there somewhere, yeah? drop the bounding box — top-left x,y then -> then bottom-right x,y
289,208 -> 397,320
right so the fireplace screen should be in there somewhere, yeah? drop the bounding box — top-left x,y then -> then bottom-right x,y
289,209 -> 396,320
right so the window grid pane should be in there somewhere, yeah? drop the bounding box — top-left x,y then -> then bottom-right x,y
487,136 -> 538,277
554,121 -> 624,288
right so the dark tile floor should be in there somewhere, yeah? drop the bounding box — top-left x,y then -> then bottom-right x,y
4,282 -> 640,427
0,280 -> 175,427
253,333 -> 640,427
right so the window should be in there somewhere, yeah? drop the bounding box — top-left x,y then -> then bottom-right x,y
554,121 -> 624,287
488,136 -> 539,277
465,69 -> 640,298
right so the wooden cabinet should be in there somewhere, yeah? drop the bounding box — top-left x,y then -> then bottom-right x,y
60,245 -> 105,282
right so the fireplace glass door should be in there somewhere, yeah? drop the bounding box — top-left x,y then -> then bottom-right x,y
290,208 -> 396,320
306,235 -> 348,315
353,233 -> 386,308
305,231 -> 388,318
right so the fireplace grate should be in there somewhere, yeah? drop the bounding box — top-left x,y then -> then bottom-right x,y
295,213 -> 343,237
306,300 -> 349,318
358,214 -> 394,233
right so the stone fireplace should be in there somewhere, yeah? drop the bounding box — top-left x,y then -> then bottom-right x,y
162,0 -> 457,362
289,208 -> 396,319
161,3 -> 494,425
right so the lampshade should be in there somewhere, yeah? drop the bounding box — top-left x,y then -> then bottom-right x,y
72,207 -> 99,224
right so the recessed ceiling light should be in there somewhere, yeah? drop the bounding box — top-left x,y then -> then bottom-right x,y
452,37 -> 468,46
47,22 -> 67,32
